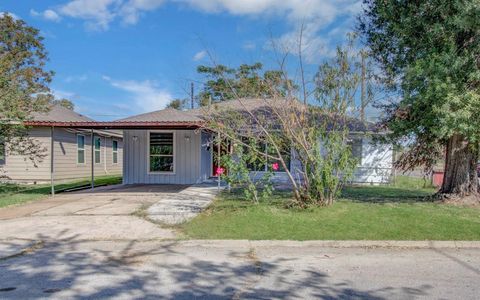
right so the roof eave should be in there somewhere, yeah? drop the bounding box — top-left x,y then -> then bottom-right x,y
23,121 -> 204,130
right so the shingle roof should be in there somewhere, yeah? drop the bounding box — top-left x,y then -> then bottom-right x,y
116,108 -> 203,123
30,105 -> 94,122
187,98 -> 377,132
114,98 -> 378,132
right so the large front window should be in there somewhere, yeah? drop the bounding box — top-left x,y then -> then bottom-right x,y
149,132 -> 174,173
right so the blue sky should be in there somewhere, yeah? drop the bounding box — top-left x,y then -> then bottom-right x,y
2,0 -> 361,120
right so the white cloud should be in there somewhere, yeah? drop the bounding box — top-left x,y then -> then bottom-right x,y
58,0 -> 119,30
37,0 -> 359,32
103,76 -> 173,112
30,9 -> 62,22
64,74 -> 88,83
32,0 -> 360,59
51,88 -> 76,99
242,41 -> 256,50
192,50 -> 207,61
119,0 -> 165,25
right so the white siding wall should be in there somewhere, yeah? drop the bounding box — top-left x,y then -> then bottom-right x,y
353,136 -> 393,184
123,129 -> 203,184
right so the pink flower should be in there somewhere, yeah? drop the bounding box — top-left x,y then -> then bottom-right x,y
216,167 -> 225,175
272,162 -> 279,171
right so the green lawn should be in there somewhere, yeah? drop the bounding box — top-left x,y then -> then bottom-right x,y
182,178 -> 480,240
0,175 -> 122,208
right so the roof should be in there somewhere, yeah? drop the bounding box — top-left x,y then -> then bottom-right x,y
20,98 -> 378,132
30,105 -> 95,123
188,98 -> 378,132
116,108 -> 202,123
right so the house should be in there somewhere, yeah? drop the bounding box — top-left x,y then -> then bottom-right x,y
0,105 -> 123,183
114,98 -> 392,185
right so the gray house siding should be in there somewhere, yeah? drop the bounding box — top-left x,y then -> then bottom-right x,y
2,127 -> 123,182
123,129 -> 203,185
121,130 -> 393,186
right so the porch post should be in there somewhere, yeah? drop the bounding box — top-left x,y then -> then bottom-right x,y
91,129 -> 94,190
50,126 -> 55,197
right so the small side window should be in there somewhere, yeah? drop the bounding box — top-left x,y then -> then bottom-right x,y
77,135 -> 85,164
112,140 -> 118,164
94,137 -> 101,164
348,137 -> 363,165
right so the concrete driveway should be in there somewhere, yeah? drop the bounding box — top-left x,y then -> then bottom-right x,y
0,184 -> 216,241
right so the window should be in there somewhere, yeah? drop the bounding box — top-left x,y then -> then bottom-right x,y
243,138 -> 291,172
94,137 -> 101,164
149,132 -> 174,173
77,135 -> 85,164
348,137 -> 363,165
112,140 -> 118,164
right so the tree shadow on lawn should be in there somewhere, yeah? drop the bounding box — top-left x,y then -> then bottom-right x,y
0,231 -> 435,299
341,185 -> 436,204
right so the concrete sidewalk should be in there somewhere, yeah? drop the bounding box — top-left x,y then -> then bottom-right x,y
146,184 -> 218,224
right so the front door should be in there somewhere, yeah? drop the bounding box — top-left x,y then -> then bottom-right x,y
212,140 -> 230,177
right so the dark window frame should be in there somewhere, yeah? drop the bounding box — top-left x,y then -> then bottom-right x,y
148,131 -> 175,174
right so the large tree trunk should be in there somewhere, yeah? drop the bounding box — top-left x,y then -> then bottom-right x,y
441,134 -> 479,196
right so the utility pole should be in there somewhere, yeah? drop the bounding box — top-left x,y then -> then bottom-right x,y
190,82 -> 194,109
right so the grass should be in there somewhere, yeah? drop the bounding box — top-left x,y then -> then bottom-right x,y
0,175 -> 122,208
181,177 -> 480,240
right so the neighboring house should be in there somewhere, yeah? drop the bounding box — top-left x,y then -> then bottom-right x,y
113,98 -> 392,185
0,105 -> 123,183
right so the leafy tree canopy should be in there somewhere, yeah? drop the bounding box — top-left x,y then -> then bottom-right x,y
197,62 -> 297,106
359,0 -> 480,195
166,98 -> 188,110
53,98 -> 75,110
0,14 -> 54,164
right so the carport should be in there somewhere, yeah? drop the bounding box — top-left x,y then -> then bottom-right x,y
23,119 -> 218,196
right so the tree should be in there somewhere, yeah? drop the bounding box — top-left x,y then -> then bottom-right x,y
53,98 -> 75,110
166,98 -> 188,110
359,0 -> 480,198
202,43 -> 360,207
197,63 -> 297,105
0,14 -> 53,169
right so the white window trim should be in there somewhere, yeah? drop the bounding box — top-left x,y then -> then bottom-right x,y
76,134 -> 86,165
147,130 -> 176,175
112,139 -> 119,164
94,136 -> 101,164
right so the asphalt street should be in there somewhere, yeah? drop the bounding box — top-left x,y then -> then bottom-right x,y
1,240 -> 479,299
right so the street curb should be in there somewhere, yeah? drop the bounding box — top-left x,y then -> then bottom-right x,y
181,240 -> 480,249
